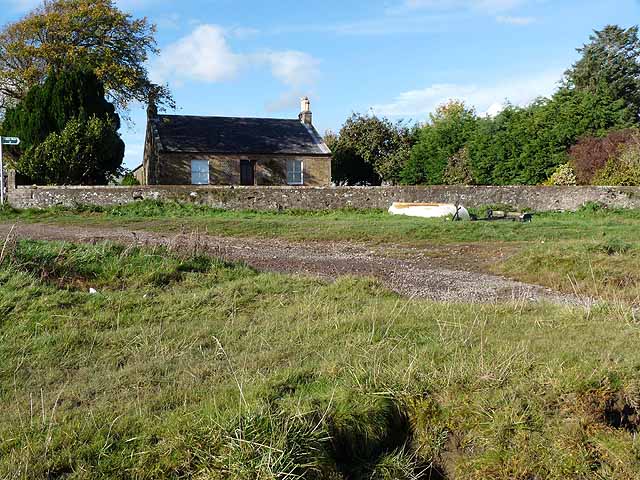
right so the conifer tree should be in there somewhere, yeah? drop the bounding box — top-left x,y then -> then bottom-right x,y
1,67 -> 125,185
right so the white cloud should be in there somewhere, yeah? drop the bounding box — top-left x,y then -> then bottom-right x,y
151,25 -> 241,84
371,70 -> 561,117
152,25 -> 319,87
496,15 -> 536,25
151,24 -> 320,111
257,51 -> 320,88
254,51 -> 320,111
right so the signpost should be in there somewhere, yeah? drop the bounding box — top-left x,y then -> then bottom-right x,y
0,136 -> 21,206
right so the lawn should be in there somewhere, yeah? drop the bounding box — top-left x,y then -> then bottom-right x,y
2,201 -> 639,303
1,240 -> 639,479
2,201 -> 640,245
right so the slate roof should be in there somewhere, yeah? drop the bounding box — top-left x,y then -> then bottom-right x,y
154,115 -> 331,156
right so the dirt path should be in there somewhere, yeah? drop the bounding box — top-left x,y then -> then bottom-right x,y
0,221 -> 587,305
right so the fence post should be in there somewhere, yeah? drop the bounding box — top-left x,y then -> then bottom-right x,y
0,137 -> 3,206
3,170 -> 16,206
7,170 -> 15,189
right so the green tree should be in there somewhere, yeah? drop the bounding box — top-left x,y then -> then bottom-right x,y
328,138 -> 380,186
328,114 -> 417,185
2,67 -> 120,151
401,101 -> 478,185
466,104 -> 531,185
443,147 -> 474,185
564,25 -> 640,120
1,67 -> 125,184
18,116 -> 124,185
467,88 -> 633,185
0,0 -> 171,114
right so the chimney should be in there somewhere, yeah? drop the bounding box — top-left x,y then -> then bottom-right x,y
299,96 -> 312,125
147,87 -> 159,120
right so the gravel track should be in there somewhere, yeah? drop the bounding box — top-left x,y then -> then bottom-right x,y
0,221 -> 587,305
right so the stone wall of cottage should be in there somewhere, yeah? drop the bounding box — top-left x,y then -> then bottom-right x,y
154,153 -> 332,187
133,168 -> 145,185
6,181 -> 640,212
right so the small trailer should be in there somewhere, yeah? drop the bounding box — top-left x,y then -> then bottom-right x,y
473,209 -> 534,223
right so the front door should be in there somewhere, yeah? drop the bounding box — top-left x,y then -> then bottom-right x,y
240,160 -> 255,185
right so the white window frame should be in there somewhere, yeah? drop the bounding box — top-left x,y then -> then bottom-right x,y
191,160 -> 210,185
286,159 -> 304,185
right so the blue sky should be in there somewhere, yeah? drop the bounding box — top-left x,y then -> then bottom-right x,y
3,0 -> 640,168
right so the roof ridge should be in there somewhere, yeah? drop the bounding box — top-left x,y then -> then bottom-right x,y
157,114 -> 301,122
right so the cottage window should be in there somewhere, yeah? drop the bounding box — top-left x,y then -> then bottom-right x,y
287,159 -> 303,185
191,160 -> 209,185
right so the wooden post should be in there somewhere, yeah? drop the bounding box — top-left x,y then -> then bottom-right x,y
0,137 -> 4,206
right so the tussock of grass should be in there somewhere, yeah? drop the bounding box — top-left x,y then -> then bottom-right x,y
497,239 -> 640,303
7,240 -> 244,290
1,240 -> 640,478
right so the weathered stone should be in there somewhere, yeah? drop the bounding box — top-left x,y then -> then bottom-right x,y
143,153 -> 331,186
6,183 -> 640,212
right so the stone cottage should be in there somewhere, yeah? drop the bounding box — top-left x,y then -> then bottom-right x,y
140,98 -> 332,186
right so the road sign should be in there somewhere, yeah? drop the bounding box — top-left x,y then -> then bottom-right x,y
1,136 -> 20,205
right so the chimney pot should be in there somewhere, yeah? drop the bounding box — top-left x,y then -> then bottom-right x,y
299,97 -> 312,125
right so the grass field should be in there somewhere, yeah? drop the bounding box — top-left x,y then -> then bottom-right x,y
2,201 -> 639,303
3,201 -> 640,245
0,239 -> 639,479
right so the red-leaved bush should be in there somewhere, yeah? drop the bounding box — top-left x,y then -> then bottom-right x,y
569,129 -> 639,185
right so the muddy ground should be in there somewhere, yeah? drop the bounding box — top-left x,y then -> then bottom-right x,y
0,221 -> 587,305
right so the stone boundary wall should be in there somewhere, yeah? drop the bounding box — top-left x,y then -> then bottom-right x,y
6,179 -> 640,212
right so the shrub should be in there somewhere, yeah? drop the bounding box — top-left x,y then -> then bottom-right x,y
544,163 -> 577,186
443,147 -> 474,185
578,201 -> 607,213
568,129 -> 638,184
19,116 -> 125,185
593,137 -> 640,186
121,172 -> 140,186
587,238 -> 632,256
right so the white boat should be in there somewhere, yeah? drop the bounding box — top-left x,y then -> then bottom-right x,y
388,202 -> 471,220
